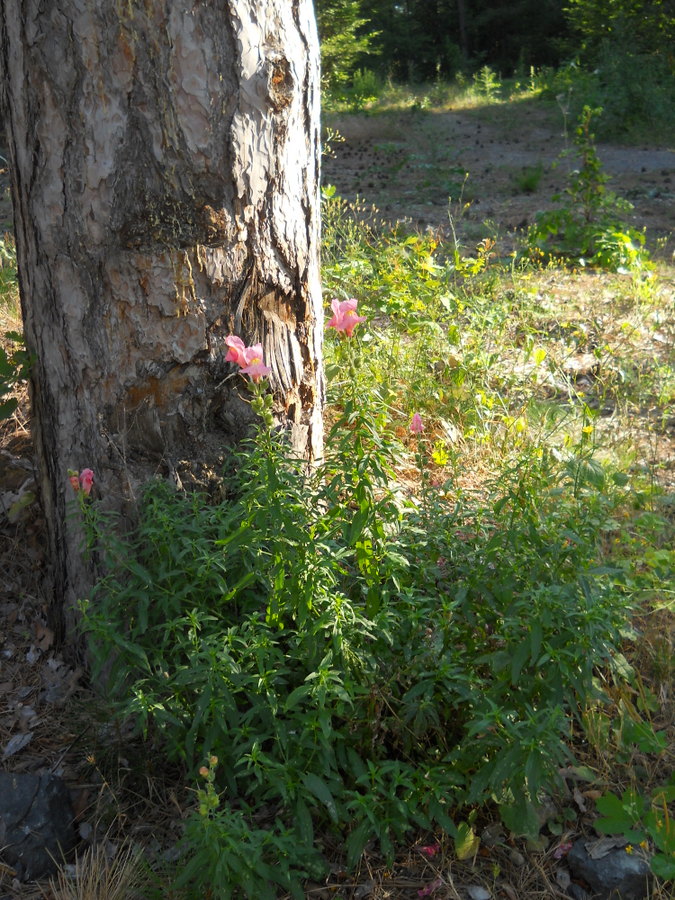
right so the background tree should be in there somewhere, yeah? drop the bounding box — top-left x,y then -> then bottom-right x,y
0,1 -> 324,647
564,0 -> 674,57
360,0 -> 569,81
314,0 -> 378,87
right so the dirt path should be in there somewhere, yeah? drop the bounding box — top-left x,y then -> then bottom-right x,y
322,102 -> 675,259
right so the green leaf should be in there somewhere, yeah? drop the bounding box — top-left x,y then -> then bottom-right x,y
595,793 -> 635,833
285,683 -> 311,711
0,397 -> 18,419
345,820 -> 370,868
294,798 -> 314,847
525,750 -> 544,793
621,719 -> 667,754
499,796 -> 540,839
650,853 -> 675,880
302,773 -> 339,824
454,821 -> 480,860
429,798 -> 457,836
511,639 -> 530,686
529,622 -> 543,664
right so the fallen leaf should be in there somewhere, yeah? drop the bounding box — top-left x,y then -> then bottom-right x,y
2,731 -> 33,759
573,786 -> 587,812
34,622 -> 54,651
455,821 -> 480,860
585,836 -> 627,859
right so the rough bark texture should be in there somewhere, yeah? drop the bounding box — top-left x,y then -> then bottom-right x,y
0,0 -> 324,646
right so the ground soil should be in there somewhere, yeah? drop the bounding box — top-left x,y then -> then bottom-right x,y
322,100 -> 675,260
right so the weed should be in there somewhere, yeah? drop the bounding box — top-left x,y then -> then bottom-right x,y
526,107 -> 654,274
77,330 -> 644,893
473,66 -> 502,103
595,784 -> 675,880
0,330 -> 30,422
512,163 -> 544,194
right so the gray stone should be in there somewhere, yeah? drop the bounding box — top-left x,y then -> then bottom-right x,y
566,884 -> 590,900
567,838 -> 652,900
0,772 -> 76,880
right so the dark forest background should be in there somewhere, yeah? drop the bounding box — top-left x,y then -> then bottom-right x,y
315,0 -> 674,139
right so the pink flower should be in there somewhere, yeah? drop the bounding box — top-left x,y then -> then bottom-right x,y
553,841 -> 573,859
327,298 -> 366,337
225,336 -> 272,383
69,469 -> 94,495
418,878 -> 443,897
224,335 -> 249,366
239,343 -> 272,383
418,843 -> 440,858
410,412 -> 424,434
79,468 -> 95,496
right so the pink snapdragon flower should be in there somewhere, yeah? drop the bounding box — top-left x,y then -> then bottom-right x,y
69,468 -> 94,496
327,298 -> 366,337
79,468 -> 95,495
224,335 -> 249,367
410,412 -> 424,434
240,343 -> 272,383
225,336 -> 272,383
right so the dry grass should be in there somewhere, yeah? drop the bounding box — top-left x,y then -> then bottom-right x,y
45,842 -> 152,900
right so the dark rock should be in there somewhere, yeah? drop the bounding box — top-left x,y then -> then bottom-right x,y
567,884 -> 591,900
0,772 -> 76,880
567,838 -> 652,899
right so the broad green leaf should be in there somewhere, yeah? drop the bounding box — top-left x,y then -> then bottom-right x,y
595,793 -> 635,833
500,797 -> 540,839
302,773 -> 339,824
511,639 -> 530,686
454,821 -> 480,860
650,854 -> 675,880
345,820 -> 370,868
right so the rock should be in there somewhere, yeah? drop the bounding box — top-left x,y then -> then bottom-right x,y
567,838 -> 652,899
566,884 -> 591,900
0,772 -> 76,880
465,887 -> 491,900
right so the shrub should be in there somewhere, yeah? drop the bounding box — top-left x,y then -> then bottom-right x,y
79,384 -> 635,894
526,107 -> 654,273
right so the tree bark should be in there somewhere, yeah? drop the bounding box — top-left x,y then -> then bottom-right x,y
0,0 -> 324,647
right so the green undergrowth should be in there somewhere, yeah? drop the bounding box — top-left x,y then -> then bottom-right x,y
0,233 -> 28,423
80,401 -> 658,898
77,182 -> 673,895
323,59 -> 675,145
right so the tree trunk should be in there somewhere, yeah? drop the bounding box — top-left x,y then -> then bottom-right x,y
456,0 -> 469,61
0,0 -> 324,648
